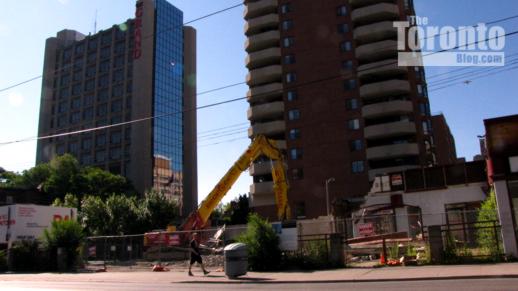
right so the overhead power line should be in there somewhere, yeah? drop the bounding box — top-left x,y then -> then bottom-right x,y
1,28 -> 518,146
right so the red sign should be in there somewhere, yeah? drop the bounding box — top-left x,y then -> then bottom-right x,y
358,223 -> 374,237
134,1 -> 143,59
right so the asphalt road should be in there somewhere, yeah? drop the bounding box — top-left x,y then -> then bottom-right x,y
1,278 -> 518,291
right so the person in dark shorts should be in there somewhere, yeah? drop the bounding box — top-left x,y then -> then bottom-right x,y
188,233 -> 209,276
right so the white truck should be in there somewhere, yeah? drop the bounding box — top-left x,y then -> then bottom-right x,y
0,204 -> 77,248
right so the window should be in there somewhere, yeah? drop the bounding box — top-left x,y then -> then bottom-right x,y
292,168 -> 303,180
419,103 -> 429,116
423,120 -> 431,135
346,98 -> 359,110
88,39 -> 98,51
350,139 -> 363,151
71,98 -> 81,110
284,55 -> 296,65
112,85 -> 124,97
281,3 -> 291,14
100,60 -> 110,73
75,43 -> 85,56
289,128 -> 300,140
70,112 -> 81,124
100,46 -> 111,59
56,144 -> 66,155
110,131 -> 122,144
287,91 -> 298,101
288,109 -> 300,121
344,79 -> 357,91
114,42 -> 125,55
101,33 -> 112,46
95,150 -> 106,163
111,100 -> 123,113
352,161 -> 365,173
69,141 -> 79,154
98,74 -> 109,88
60,88 -> 70,99
342,60 -> 353,71
97,104 -> 108,117
83,107 -> 94,121
84,79 -> 95,92
286,72 -> 297,83
338,23 -> 349,34
86,66 -> 96,78
114,55 -> 125,68
84,94 -> 94,106
58,101 -> 68,114
340,41 -> 352,52
81,153 -> 92,165
290,148 -> 303,160
73,70 -> 83,82
283,37 -> 294,48
97,89 -> 109,102
61,74 -> 71,87
337,5 -> 347,16
417,84 -> 423,96
81,137 -> 92,151
113,69 -> 124,83
282,20 -> 293,30
110,147 -> 121,160
96,134 -> 106,147
87,52 -> 97,63
72,83 -> 81,95
348,119 -> 360,130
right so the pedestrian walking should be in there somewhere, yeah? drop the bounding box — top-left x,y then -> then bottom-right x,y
188,232 -> 210,276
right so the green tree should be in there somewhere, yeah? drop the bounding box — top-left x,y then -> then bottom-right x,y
80,167 -> 132,199
105,194 -> 141,235
140,190 -> 179,231
52,193 -> 80,209
476,188 -> 501,259
80,195 -> 109,235
237,213 -> 281,271
43,154 -> 83,200
18,163 -> 51,189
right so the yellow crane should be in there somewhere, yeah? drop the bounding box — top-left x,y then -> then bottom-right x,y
181,134 -> 291,231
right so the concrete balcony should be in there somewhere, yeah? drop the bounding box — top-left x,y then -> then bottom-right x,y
248,101 -> 284,121
244,0 -> 278,20
245,30 -> 280,53
356,40 -> 398,62
368,165 -> 420,181
354,21 -> 398,44
247,82 -> 283,104
350,0 -> 388,8
366,143 -> 420,160
246,65 -> 282,87
362,100 -> 414,119
250,181 -> 274,195
360,79 -> 411,100
358,59 -> 407,80
244,14 -> 279,36
248,120 -> 286,138
351,3 -> 399,24
250,192 -> 275,207
364,120 -> 416,139
246,47 -> 281,70
250,162 -> 272,176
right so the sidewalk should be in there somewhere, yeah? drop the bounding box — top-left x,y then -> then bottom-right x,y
1,263 -> 518,284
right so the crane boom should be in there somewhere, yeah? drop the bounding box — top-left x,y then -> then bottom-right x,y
181,135 -> 290,230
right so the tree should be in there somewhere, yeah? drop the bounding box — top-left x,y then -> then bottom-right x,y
80,167 -> 132,199
80,195 -> 110,236
18,163 -> 51,189
237,213 -> 281,271
52,193 -> 80,209
140,190 -> 179,231
476,188 -> 501,259
42,220 -> 85,270
226,194 -> 250,225
105,194 -> 141,235
43,154 -> 82,200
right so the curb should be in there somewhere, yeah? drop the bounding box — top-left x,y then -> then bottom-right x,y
179,274 -> 518,284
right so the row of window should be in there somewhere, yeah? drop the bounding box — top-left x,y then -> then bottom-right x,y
280,3 -> 348,16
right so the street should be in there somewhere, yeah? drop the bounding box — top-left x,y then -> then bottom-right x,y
1,279 -> 518,291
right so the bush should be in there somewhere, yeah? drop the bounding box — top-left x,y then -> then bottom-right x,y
237,213 -> 281,271
42,220 -> 85,271
476,188 -> 501,260
285,239 -> 331,270
8,240 -> 46,272
0,250 -> 7,272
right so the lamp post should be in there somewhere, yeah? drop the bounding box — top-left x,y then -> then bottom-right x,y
325,177 -> 335,216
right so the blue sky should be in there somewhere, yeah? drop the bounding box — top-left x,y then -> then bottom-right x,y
0,0 -> 517,205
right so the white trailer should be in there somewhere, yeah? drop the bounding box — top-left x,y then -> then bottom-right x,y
0,204 -> 77,248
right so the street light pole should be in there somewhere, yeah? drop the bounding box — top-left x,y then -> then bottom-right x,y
325,177 -> 335,217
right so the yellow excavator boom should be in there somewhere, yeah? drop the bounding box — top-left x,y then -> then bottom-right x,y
181,135 -> 290,230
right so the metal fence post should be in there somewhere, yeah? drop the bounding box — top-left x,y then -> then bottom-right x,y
493,221 -> 500,255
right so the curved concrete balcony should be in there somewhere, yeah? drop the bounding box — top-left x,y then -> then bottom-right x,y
244,14 -> 279,36
246,65 -> 282,87
246,47 -> 281,70
250,181 -> 274,195
358,59 -> 407,80
247,82 -> 283,104
364,120 -> 416,139
245,30 -> 280,53
368,165 -> 420,180
350,0 -> 388,8
250,162 -> 272,176
248,120 -> 286,138
244,0 -> 278,20
366,143 -> 420,161
354,21 -> 398,44
360,79 -> 411,100
248,101 -> 284,121
356,40 -> 398,62
362,100 -> 414,119
351,3 -> 399,24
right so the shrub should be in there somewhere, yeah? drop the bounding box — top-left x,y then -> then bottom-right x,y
476,188 -> 501,260
8,240 -> 43,272
42,220 -> 85,271
237,213 -> 281,271
0,250 -> 7,272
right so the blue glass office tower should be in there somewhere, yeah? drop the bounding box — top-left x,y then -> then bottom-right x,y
37,0 -> 197,217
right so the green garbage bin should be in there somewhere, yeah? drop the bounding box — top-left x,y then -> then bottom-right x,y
224,243 -> 247,278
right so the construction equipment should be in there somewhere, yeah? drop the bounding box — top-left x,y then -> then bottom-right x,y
144,135 -> 290,247
181,134 -> 291,231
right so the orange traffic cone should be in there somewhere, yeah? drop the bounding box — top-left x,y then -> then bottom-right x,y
379,252 -> 386,265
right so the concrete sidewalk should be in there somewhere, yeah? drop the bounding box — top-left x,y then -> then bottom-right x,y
1,263 -> 518,284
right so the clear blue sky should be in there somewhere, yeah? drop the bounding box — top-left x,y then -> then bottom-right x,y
0,0 -> 517,205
